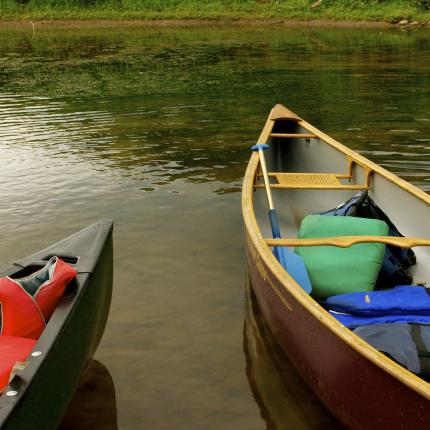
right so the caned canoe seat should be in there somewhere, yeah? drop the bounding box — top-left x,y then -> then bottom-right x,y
274,172 -> 348,188
254,156 -> 373,190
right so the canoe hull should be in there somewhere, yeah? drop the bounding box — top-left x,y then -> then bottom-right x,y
245,230 -> 430,429
0,220 -> 113,430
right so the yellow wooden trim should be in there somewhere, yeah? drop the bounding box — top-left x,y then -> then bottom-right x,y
270,133 -> 317,139
270,104 -> 302,122
347,156 -> 373,188
254,183 -> 370,190
347,156 -> 354,178
257,110 -> 276,145
242,104 -> 430,401
265,236 -> 430,248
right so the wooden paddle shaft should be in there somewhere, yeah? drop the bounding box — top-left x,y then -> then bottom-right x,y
258,148 -> 275,210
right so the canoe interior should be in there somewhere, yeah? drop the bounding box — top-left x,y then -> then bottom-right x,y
253,119 -> 430,283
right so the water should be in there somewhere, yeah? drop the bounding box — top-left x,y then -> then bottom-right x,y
0,24 -> 430,429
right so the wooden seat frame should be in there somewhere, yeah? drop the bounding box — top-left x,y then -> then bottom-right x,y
255,155 -> 373,190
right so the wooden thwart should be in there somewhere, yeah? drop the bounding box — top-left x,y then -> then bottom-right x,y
265,236 -> 430,249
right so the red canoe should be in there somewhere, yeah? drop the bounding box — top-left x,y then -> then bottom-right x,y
242,104 -> 430,429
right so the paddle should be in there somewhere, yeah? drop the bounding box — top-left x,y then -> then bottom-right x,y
251,143 -> 312,294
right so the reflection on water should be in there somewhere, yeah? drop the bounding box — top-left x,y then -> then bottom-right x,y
0,24 -> 429,429
1,27 -> 430,191
244,279 -> 343,430
0,94 -> 246,194
59,360 -> 118,430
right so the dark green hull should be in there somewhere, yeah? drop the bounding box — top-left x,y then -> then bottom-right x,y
0,219 -> 113,430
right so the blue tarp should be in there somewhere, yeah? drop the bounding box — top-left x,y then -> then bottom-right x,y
330,311 -> 430,328
324,286 -> 430,328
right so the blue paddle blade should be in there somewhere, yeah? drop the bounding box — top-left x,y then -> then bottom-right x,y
269,209 -> 312,294
273,246 -> 312,294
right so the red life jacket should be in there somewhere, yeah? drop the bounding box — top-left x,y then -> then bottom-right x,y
0,335 -> 36,391
0,257 -> 77,339
0,258 -> 77,392
0,278 -> 45,339
32,257 -> 77,321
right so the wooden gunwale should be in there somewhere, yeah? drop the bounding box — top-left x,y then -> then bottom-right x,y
242,104 -> 430,401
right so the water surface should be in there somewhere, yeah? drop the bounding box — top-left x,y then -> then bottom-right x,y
0,24 -> 429,429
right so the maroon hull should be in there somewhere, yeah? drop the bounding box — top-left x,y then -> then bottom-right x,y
242,104 -> 430,430
245,234 -> 430,430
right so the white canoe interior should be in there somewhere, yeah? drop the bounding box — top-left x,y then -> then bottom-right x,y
251,104 -> 430,284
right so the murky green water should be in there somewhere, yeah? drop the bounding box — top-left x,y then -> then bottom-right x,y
0,24 -> 430,429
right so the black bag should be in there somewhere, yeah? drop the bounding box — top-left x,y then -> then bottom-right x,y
354,323 -> 430,380
319,190 -> 416,289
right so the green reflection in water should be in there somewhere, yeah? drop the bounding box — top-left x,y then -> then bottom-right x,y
1,26 -> 430,190
1,27 -> 430,101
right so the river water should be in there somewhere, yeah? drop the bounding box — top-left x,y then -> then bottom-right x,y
0,24 -> 429,429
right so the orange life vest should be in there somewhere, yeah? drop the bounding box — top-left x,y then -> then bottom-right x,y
0,257 -> 77,339
0,278 -> 45,339
32,257 -> 77,320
